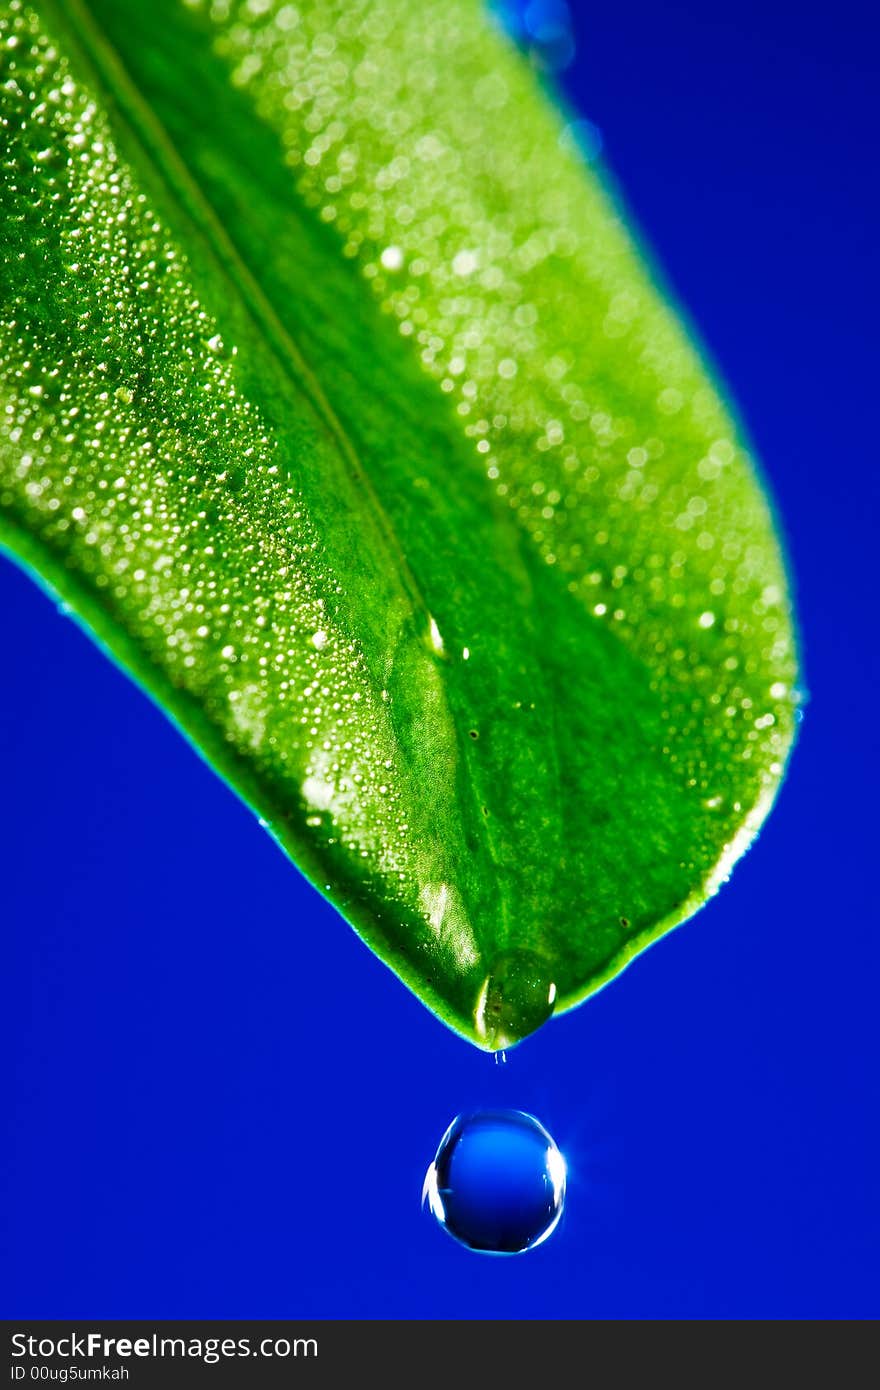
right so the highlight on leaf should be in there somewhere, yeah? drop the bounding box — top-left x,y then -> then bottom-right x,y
0,0 -> 799,1048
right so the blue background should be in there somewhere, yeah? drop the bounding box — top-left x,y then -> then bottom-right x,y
2,0 -> 877,1319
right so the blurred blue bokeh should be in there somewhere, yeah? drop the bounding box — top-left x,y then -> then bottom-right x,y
2,0 -> 877,1318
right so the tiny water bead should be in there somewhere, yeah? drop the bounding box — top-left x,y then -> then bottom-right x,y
423,1110 -> 566,1254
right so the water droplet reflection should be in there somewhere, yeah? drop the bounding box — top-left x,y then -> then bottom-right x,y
423,1109 -> 566,1254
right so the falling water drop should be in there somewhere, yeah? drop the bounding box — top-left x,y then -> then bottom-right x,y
423,1109 -> 566,1254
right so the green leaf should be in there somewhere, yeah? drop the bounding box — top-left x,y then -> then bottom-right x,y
0,0 -> 798,1049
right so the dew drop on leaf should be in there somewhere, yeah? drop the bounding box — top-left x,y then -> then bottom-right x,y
423,1109 -> 566,1254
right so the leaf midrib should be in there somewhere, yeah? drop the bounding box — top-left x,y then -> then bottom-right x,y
47,0 -> 434,627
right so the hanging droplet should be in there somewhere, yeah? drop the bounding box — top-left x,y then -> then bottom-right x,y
423,1109 -> 566,1254
474,949 -> 557,1049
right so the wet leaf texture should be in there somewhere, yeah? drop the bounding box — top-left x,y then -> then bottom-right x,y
0,1 -> 798,1046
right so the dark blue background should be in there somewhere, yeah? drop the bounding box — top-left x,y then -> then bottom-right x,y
2,0 -> 877,1319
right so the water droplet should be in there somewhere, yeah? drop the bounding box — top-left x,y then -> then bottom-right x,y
423,1109 -> 566,1254
452,249 -> 478,277
474,949 -> 556,1049
379,244 -> 404,272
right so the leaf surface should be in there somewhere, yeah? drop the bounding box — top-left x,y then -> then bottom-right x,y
0,0 -> 798,1047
